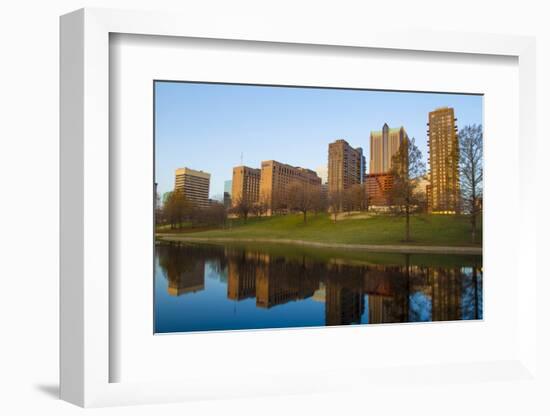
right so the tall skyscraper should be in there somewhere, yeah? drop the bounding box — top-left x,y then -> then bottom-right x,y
369,124 -> 408,174
327,139 -> 365,194
259,160 -> 322,213
427,107 -> 460,213
174,167 -> 211,208
231,166 -> 260,207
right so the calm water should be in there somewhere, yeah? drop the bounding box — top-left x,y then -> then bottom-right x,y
154,242 -> 482,333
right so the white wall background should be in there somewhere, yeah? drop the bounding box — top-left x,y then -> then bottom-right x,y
0,1 -> 548,415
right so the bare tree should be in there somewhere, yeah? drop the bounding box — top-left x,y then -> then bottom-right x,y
231,197 -> 252,223
387,137 -> 426,242
155,189 -> 163,227
287,182 -> 321,223
348,183 -> 369,212
194,202 -> 227,227
459,124 -> 483,243
249,200 -> 268,218
327,190 -> 343,223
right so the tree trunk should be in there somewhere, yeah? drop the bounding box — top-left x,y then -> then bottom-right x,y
471,209 -> 476,243
471,165 -> 477,243
405,206 -> 410,242
303,210 -> 307,223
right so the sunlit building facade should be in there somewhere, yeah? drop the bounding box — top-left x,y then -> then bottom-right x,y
427,107 -> 460,213
365,173 -> 394,207
231,166 -> 261,207
174,167 -> 211,208
259,160 -> 321,214
369,124 -> 408,174
327,139 -> 365,194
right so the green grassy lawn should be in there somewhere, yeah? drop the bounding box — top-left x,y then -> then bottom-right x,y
157,212 -> 482,247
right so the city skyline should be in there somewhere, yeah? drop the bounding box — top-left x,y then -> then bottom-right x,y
155,81 -> 483,198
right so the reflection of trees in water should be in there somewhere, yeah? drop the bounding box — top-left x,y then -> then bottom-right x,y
156,242 -> 482,324
460,266 -> 483,320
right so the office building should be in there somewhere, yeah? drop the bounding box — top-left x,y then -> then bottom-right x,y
174,167 -> 211,208
427,107 -> 460,213
259,160 -> 321,213
327,139 -> 365,194
369,123 -> 408,174
223,180 -> 232,208
365,173 -> 393,206
231,166 -> 261,207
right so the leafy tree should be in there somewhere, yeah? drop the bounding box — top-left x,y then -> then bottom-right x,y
459,124 -> 483,243
387,137 -> 426,242
163,191 -> 193,229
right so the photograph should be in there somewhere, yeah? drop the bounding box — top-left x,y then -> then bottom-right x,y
153,81 -> 483,333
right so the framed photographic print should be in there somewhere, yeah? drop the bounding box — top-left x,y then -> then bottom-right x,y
153,81 -> 483,334
60,7 -> 538,408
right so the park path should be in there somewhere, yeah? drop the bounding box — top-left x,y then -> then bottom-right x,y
155,234 -> 482,255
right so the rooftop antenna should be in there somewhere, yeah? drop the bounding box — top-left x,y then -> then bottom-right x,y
240,152 -> 243,166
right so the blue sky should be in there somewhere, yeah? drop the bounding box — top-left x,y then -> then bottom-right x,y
155,81 -> 483,199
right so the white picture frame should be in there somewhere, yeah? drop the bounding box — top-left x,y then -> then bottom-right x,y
60,7 -> 538,408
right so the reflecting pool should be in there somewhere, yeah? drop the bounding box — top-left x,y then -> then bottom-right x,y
154,241 -> 482,333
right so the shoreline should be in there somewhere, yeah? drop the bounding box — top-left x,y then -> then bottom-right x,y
155,234 -> 482,255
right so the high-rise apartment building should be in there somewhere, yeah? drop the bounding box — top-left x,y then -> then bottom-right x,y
427,107 -> 460,213
174,167 -> 211,208
327,139 -> 365,194
259,160 -> 322,213
231,166 -> 261,207
369,124 -> 408,174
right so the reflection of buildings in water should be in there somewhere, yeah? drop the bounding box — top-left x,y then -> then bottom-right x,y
363,268 -> 395,297
225,250 -> 320,308
157,242 -> 482,324
227,255 -> 256,300
256,257 -> 318,309
362,266 -> 409,324
312,283 -> 326,303
361,264 -> 481,324
366,295 -> 394,324
167,259 -> 205,296
429,267 -> 463,322
156,244 -> 209,296
325,268 -> 364,326
404,266 -> 482,322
